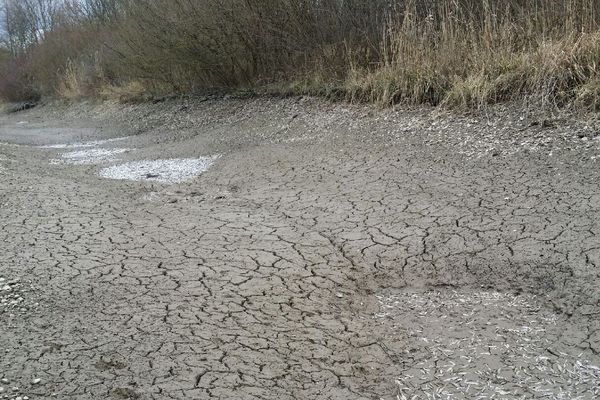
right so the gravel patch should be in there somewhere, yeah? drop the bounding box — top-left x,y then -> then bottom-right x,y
0,277 -> 38,319
51,148 -> 130,165
375,290 -> 600,399
99,157 -> 218,184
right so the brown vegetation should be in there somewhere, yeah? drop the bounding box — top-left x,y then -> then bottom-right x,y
1,0 -> 600,109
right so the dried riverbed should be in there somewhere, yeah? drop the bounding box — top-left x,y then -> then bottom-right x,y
1,97 -> 599,399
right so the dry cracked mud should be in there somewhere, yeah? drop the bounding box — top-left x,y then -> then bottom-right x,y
0,97 -> 599,399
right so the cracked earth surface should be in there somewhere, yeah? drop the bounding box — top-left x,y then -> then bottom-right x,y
1,98 -> 599,399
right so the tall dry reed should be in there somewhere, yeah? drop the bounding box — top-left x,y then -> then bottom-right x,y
1,0 -> 600,109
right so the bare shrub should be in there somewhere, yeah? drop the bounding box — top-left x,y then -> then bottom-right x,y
0,55 -> 40,102
1,0 -> 600,109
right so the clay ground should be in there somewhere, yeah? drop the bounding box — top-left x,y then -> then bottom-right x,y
0,97 -> 599,399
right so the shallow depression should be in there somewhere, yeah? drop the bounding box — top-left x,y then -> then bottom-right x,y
99,157 -> 218,184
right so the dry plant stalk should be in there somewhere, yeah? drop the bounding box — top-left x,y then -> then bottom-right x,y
0,0 -> 599,110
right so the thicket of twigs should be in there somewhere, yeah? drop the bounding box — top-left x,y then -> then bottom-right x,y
1,0 -> 600,109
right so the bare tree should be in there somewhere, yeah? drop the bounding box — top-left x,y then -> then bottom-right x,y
0,0 -> 67,55
81,0 -> 120,23
2,0 -> 35,55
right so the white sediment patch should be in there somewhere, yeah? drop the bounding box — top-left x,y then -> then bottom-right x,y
0,142 -> 22,147
39,137 -> 130,149
376,290 -> 600,399
99,157 -> 218,184
42,143 -> 90,149
52,148 -> 130,165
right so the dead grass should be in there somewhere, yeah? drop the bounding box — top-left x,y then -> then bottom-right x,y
98,81 -> 152,103
2,0 -> 600,111
338,1 -> 600,108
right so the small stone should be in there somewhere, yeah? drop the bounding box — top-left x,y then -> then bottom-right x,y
0,387 -> 4,393
0,379 -> 6,384
335,292 -> 344,298
32,378 -> 41,385
15,397 -> 22,400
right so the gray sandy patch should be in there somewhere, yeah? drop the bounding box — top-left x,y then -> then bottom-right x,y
51,148 -> 130,165
99,157 -> 218,184
375,290 -> 600,399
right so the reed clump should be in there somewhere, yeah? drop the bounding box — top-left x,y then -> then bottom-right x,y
1,0 -> 599,109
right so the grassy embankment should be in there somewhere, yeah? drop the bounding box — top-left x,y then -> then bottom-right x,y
1,0 -> 599,110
